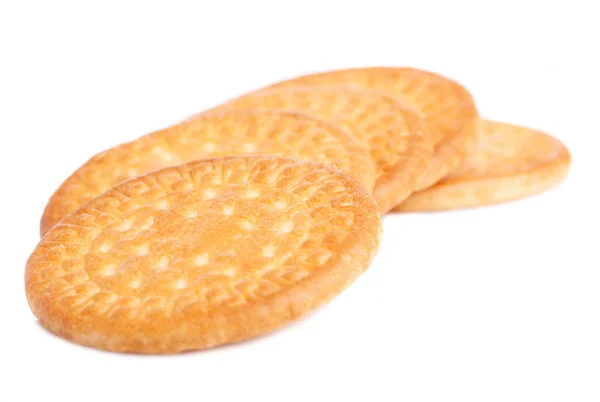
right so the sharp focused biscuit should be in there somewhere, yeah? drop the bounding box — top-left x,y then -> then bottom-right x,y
40,110 -> 376,235
259,67 -> 479,190
395,119 -> 571,211
213,86 -> 434,214
26,156 -> 383,354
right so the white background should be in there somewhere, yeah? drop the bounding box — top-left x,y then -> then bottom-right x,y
1,1 -> 598,401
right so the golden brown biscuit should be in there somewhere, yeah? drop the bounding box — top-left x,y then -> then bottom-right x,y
395,119 -> 571,211
213,86 -> 434,214
260,66 -> 479,190
40,110 -> 376,235
26,156 -> 382,354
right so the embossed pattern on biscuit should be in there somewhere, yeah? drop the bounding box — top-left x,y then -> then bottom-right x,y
40,110 -> 376,235
26,156 -> 382,354
260,67 -> 479,191
395,119 -> 572,211
214,86 -> 434,214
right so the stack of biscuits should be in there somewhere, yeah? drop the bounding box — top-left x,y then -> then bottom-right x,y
25,67 -> 571,354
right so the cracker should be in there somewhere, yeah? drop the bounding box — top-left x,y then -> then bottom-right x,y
26,156 -> 382,353
40,110 -> 376,235
259,66 -> 479,191
213,86 -> 434,214
395,119 -> 571,211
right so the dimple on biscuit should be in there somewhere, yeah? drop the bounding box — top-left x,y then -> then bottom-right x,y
213,85 -> 434,214
40,109 -> 376,235
26,156 -> 383,354
394,119 -> 571,211
259,67 -> 479,191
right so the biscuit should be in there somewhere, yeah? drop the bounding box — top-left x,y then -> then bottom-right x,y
40,110 -> 376,235
26,156 -> 383,353
259,67 -> 479,190
395,119 -> 571,211
213,86 -> 434,213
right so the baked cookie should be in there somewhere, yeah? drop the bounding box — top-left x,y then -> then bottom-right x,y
395,119 -> 571,211
40,110 -> 375,235
260,66 -> 479,191
26,156 -> 382,353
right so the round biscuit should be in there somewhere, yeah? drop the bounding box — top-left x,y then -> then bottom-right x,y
26,156 -> 382,353
40,110 -> 375,235
260,66 -> 479,191
395,119 -> 571,211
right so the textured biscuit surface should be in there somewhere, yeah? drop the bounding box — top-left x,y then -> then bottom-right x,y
261,67 -> 479,190
26,156 -> 382,353
40,110 -> 375,235
395,119 -> 571,211
214,86 -> 434,213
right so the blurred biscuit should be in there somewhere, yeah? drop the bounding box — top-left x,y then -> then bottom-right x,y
395,119 -> 571,211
